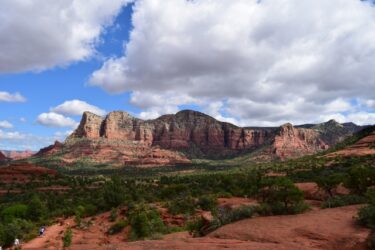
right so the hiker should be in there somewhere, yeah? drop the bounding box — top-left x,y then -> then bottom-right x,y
39,226 -> 45,236
14,238 -> 20,247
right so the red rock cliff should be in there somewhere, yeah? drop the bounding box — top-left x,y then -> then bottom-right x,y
37,110 -> 359,166
273,123 -> 329,159
68,110 -> 275,157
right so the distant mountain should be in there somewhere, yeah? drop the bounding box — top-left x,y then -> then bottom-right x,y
1,150 -> 35,160
0,151 -> 7,160
35,110 -> 363,166
326,125 -> 375,157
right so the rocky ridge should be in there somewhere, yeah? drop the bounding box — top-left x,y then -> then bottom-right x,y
1,150 -> 35,160
327,126 -> 375,157
36,110 -> 361,166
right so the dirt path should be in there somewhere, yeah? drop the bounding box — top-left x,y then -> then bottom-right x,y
23,220 -> 70,249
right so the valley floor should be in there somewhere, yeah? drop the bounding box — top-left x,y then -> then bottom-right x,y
22,204 -> 368,250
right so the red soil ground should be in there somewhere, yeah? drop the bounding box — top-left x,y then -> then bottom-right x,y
21,203 -> 369,250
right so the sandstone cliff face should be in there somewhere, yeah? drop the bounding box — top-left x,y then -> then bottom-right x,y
70,112 -> 104,139
273,123 -> 329,159
68,110 -> 275,156
38,110 -> 359,166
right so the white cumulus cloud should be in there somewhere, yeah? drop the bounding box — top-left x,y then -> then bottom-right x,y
0,0 -> 133,73
0,121 -> 13,129
0,91 -> 26,102
36,112 -> 78,128
90,0 -> 375,126
51,99 -> 106,116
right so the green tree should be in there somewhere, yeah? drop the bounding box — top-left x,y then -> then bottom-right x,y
128,204 -> 166,240
27,194 -> 46,221
315,173 -> 344,197
103,176 -> 126,207
344,166 -> 375,195
258,177 -> 307,215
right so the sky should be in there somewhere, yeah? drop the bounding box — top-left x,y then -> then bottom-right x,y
1,0 -> 375,151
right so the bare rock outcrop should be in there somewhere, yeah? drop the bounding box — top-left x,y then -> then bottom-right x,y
37,110 -> 360,166
70,112 -> 104,139
273,123 -> 329,159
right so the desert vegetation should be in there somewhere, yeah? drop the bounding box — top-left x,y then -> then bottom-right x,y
0,150 -> 375,248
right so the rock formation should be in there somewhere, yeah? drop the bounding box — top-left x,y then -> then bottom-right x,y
68,110 -> 275,155
273,123 -> 328,159
36,110 -> 361,166
0,151 -> 8,162
327,126 -> 375,157
2,150 -> 35,160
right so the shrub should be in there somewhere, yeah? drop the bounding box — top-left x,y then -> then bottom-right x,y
74,206 -> 85,227
63,228 -> 72,248
128,204 -> 166,240
357,189 -> 375,228
197,195 -> 218,212
187,217 -> 221,237
321,194 -> 366,208
358,205 -> 375,228
0,219 -> 33,246
315,173 -> 344,197
110,208 -> 118,222
107,220 -> 128,235
188,205 -> 256,237
166,196 -> 196,215
26,195 -> 46,221
1,204 -> 28,223
344,166 -> 375,195
258,177 -> 308,215
217,205 -> 256,225
103,176 -> 126,207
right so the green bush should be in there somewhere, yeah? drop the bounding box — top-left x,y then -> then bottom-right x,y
188,205 -> 256,237
107,220 -> 128,235
358,205 -> 375,228
103,176 -> 126,207
197,195 -> 218,211
166,196 -> 196,215
187,217 -> 221,237
258,177 -> 308,215
74,205 -> 85,227
110,208 -> 118,222
315,173 -> 344,197
0,219 -> 33,246
217,205 -> 256,225
321,194 -> 366,208
1,204 -> 28,223
26,195 -> 46,221
344,166 -> 375,195
63,228 -> 72,248
357,189 -> 375,228
128,204 -> 166,240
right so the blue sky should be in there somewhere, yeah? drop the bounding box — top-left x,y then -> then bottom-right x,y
0,4 -> 140,150
1,0 -> 375,150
